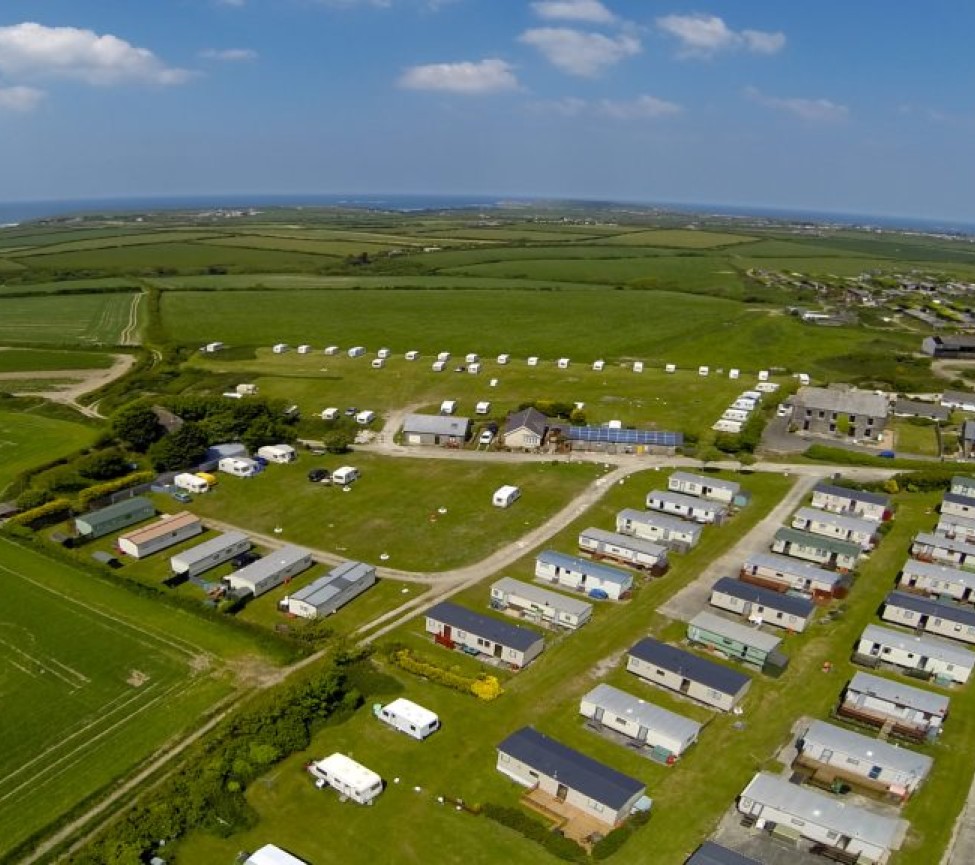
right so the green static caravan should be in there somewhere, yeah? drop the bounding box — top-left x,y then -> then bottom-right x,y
74,496 -> 155,540
687,610 -> 788,676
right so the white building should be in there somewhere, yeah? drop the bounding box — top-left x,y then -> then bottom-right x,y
616,508 -> 702,552
490,577 -> 592,630
899,558 -> 975,602
856,623 -> 975,684
839,671 -> 949,740
578,526 -> 669,574
117,512 -> 203,559
811,483 -> 891,522
226,545 -> 313,597
792,507 -> 877,550
667,471 -> 745,505
882,590 -> 975,646
170,530 -> 251,578
646,490 -> 728,524
535,550 -> 633,601
284,561 -> 376,618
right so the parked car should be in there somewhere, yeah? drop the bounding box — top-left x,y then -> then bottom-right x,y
308,468 -> 331,483
879,450 -> 896,459
171,490 -> 192,503
479,430 -> 494,445
232,551 -> 259,569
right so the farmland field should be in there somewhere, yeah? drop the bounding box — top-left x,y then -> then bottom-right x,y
587,227 -> 757,247
0,293 -> 136,345
0,348 -> 113,373
0,410 -> 100,494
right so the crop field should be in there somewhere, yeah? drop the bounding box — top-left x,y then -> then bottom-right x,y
0,410 -> 100,494
0,277 -> 139,297
587,228 -> 756,247
0,539 -> 244,859
7,230 -> 227,259
196,235 -> 398,258
0,348 -> 113,372
0,293 -> 136,345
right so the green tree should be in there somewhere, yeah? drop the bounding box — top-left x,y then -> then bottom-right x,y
78,448 -> 130,481
111,403 -> 163,452
148,423 -> 209,471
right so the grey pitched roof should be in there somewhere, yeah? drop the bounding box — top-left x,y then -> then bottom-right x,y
860,623 -> 975,668
492,577 -> 593,617
290,561 -> 375,608
800,719 -> 933,779
942,390 -> 975,406
963,422 -> 975,443
943,492 -> 975,508
617,508 -> 703,540
171,531 -> 249,568
648,490 -> 728,515
846,671 -> 949,716
711,577 -> 815,619
743,552 -> 842,587
812,482 -> 889,508
773,526 -> 862,559
628,637 -> 750,696
497,726 -> 644,810
579,527 -> 668,560
893,399 -> 950,421
402,413 -> 471,436
914,531 -> 975,556
885,590 -> 975,628
504,407 -> 550,436
426,601 -> 542,652
794,506 -> 877,535
688,611 -> 782,653
686,842 -> 763,865
951,475 -> 975,492
536,550 -> 632,586
582,683 -> 701,743
230,545 -> 310,584
794,386 -> 890,418
77,496 -> 154,530
901,558 -> 975,590
669,471 -> 741,495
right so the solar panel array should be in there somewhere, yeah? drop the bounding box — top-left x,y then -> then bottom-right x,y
566,426 -> 683,446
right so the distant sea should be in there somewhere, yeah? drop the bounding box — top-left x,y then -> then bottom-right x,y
0,193 -> 972,236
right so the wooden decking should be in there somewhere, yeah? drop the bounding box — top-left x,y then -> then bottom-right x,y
522,788 -> 613,846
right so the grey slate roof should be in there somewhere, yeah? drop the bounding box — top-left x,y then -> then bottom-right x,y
846,671 -> 949,716
402,413 -> 471,437
289,561 -> 375,609
77,496 -> 153,530
952,475 -> 975,492
800,719 -> 933,779
893,399 -> 950,421
884,590 -> 975,628
668,471 -> 741,495
812,482 -> 890,508
230,545 -> 310,584
914,531 -> 975,556
794,507 -> 876,536
617,508 -> 703,541
171,531 -> 249,569
943,492 -> 975,509
743,552 -> 842,587
773,527 -> 861,559
427,601 -> 542,652
498,726 -> 644,810
688,611 -> 782,653
504,407 -> 550,436
648,490 -> 728,515
942,390 -> 975,407
902,558 -> 975,590
536,550 -> 632,586
794,385 -> 890,417
860,623 -> 975,668
628,637 -> 750,696
711,576 -> 815,619
583,683 -> 701,743
492,577 -> 593,617
579,527 -> 669,560
685,842 -> 763,865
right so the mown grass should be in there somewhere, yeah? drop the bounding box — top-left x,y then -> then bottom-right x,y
0,348 -> 113,373
0,409 -> 100,495
0,292 -> 136,345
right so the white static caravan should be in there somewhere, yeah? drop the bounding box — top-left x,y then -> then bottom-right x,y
527,356 -> 539,366
431,360 -> 446,372
709,577 -> 816,633
839,671 -> 949,741
557,357 -> 571,369
219,456 -> 260,477
667,471 -> 744,506
440,399 -> 457,415
899,558 -> 975,602
632,361 -> 644,373
492,485 -> 521,508
490,576 -> 593,631
347,346 -> 366,358
170,530 -> 251,579
332,466 -> 359,485
174,472 -> 209,494
756,381 -> 779,393
535,550 -> 633,601
405,349 -> 420,361
321,407 -> 340,421
355,410 -> 376,424
792,507 -> 877,550
772,527 -> 861,572
475,401 -> 491,415
257,444 -> 297,464
811,483 -> 891,522
580,683 -> 701,761
936,512 -> 975,543
578,526 -> 669,575
308,753 -> 383,805
377,347 -> 391,359
911,531 -> 975,568
375,698 -> 440,740
723,408 -> 751,423
856,623 -> 975,685
117,512 -> 203,559
713,419 -> 743,434
882,591 -> 975,646
592,359 -> 605,371
370,358 -> 385,369
616,508 -> 702,553
952,476 -> 975,498
758,369 -> 769,381
226,545 -> 313,597
740,552 -> 846,603
284,561 -> 376,618
646,490 -> 728,525
465,352 -> 479,364
236,382 -> 258,395
497,353 -> 510,364
272,343 -> 289,354
297,344 -> 312,354
324,345 -> 339,356
797,372 -> 811,385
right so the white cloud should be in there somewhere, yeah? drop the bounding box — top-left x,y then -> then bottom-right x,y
200,48 -> 258,62
657,14 -> 785,57
519,28 -> 640,77
598,94 -> 682,119
0,22 -> 191,86
398,57 -> 518,93
0,84 -> 44,111
746,86 -> 848,123
531,0 -> 616,24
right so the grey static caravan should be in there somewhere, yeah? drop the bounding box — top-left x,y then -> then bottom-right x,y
534,550 -> 633,600
283,561 -> 376,618
882,590 -> 975,646
490,577 -> 592,630
855,623 -> 975,685
307,753 -> 383,804
811,482 -> 891,522
935,513 -> 975,543
899,558 -> 975,602
578,526 -> 669,575
244,845 -> 308,865
838,670 -> 949,741
740,552 -> 847,602
771,527 -> 861,572
646,490 -> 728,525
117,512 -> 203,559
170,530 -> 251,578
685,843 -> 763,865
792,507 -> 877,550
616,508 -> 702,553
374,698 -> 439,740
667,471 -> 746,506
709,577 -> 815,633
225,545 -> 313,597
74,496 -> 155,540
911,531 -> 975,568
951,476 -> 975,498
425,601 -> 544,669
941,492 -> 975,520
686,611 -> 786,674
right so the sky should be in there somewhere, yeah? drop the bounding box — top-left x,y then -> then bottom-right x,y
0,1 -> 972,221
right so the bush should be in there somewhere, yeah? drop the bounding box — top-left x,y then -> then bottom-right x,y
10,498 -> 72,528
481,804 -> 586,862
76,471 -> 155,511
15,487 -> 53,511
391,648 -> 503,701
591,809 -> 651,860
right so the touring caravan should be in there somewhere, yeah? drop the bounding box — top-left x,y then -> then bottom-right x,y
308,753 -> 383,805
375,698 -> 440,740
493,485 -> 521,508
174,472 -> 209,494
332,466 -> 359,485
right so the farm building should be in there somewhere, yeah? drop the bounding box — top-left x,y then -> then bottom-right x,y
882,591 -> 975,646
117,512 -> 202,559
173,472 -> 209,494
685,842 -> 762,865
578,527 -> 669,574
244,845 -> 308,865
686,611 -> 787,673
503,407 -> 550,450
936,512 -> 975,543
940,492 -> 975,520
911,531 -> 975,568
771,527 -> 861,571
709,577 -> 815,633
425,601 -> 544,669
534,550 -> 633,600
283,561 -> 376,618
75,497 -> 155,540
496,726 -> 646,828
839,671 -> 949,741
791,386 -> 890,441
737,773 -> 907,865
646,490 -> 728,525
580,682 -> 701,761
218,457 -> 261,478
797,719 -> 933,799
375,698 -> 439,740
566,426 -> 682,454
855,623 -> 975,684
170,530 -> 251,578
811,483 -> 891,522
626,637 -> 751,711
791,506 -> 877,549
893,399 -> 949,422
307,753 -> 383,805
492,485 -> 521,508
899,558 -> 975,602
616,508 -> 702,552
667,472 -> 747,506
740,552 -> 847,601
225,545 -> 313,597
490,577 -> 592,630
401,413 -> 471,446
256,444 -> 297,464
941,390 -> 975,412
951,476 -> 975,498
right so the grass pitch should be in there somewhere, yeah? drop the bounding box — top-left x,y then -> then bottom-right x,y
0,409 -> 100,495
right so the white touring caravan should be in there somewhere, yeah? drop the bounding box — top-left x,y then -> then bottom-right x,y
174,472 -> 209,494
493,485 -> 521,508
332,466 -> 359,485
309,753 -> 383,804
374,698 -> 440,740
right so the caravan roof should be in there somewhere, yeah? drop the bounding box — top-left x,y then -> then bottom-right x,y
382,697 -> 438,729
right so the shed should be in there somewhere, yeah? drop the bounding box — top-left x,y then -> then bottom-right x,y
580,683 -> 701,760
256,444 -> 297,464
284,560 -> 376,618
535,550 -> 633,600
425,601 -> 543,669
308,753 -> 383,805
839,671 -> 949,740
377,347 -> 391,359
226,545 -> 313,597
402,413 -> 471,446
709,576 -> 815,633
497,726 -> 645,828
687,610 -> 786,674
855,623 -> 975,684
490,577 -> 592,630
75,497 -> 155,540
170,530 -> 251,578
578,526 -> 669,575
616,508 -> 702,552
117,512 -> 203,559
882,590 -> 975,646
173,472 -> 208,494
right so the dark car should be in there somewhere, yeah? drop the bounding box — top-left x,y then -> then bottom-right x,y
344,406 -> 358,416
308,468 -> 331,483
231,551 -> 259,569
879,450 -> 896,459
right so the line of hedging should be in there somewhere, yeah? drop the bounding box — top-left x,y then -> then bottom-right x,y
76,470 -> 155,510
590,809 -> 651,860
9,498 -> 73,528
803,444 -> 936,469
481,804 -> 587,863
390,647 -> 503,700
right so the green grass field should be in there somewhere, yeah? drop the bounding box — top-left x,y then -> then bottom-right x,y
0,410 -> 100,495
0,293 -> 136,345
0,348 -> 113,373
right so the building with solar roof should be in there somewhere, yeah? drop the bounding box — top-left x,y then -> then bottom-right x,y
564,425 -> 682,454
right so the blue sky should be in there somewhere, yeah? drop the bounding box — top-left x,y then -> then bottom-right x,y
0,1 -> 971,221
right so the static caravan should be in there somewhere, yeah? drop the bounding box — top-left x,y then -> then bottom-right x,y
797,719 -> 933,800
535,550 -> 633,600
667,472 -> 745,506
321,407 -> 340,421
792,507 -> 877,550
490,577 -> 592,630
245,845 -> 308,865
665,363 -> 676,373
811,483 -> 891,522
627,637 -> 751,711
740,552 -> 846,602
616,508 -> 702,552
497,353 -> 510,364
686,843 -> 763,865
731,398 -> 757,411
440,399 -> 457,415
687,611 -> 786,673
578,526 -> 669,575
324,345 -> 339,355
236,382 -> 258,395
174,472 -> 209,494
497,726 -> 645,828
737,773 -> 907,865
899,558 -> 975,602
375,698 -> 439,740
272,343 -> 289,354
256,444 -> 297,464
527,356 -> 539,366
557,357 -> 570,369
882,590 -> 975,646
936,512 -> 975,543
758,369 -> 769,381
218,457 -> 260,477
308,753 -> 383,805
347,346 -> 366,358
722,408 -> 750,423
332,466 -> 359,485
838,671 -> 949,741
492,485 -> 521,508
771,527 -> 861,571
355,410 -> 376,424
75,497 -> 155,540
425,601 -> 544,669
404,349 -> 419,360
646,490 -> 728,525
117,512 -> 202,559
226,545 -> 313,597
709,577 -> 815,633
284,560 -> 376,618
951,476 -> 975,498
297,344 -> 311,354
592,359 -> 605,371
911,531 -> 975,568
170,530 -> 251,578
580,682 -> 701,761
475,400 -> 491,415
855,623 -> 975,684
941,492 -> 975,520
712,419 -> 743,434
